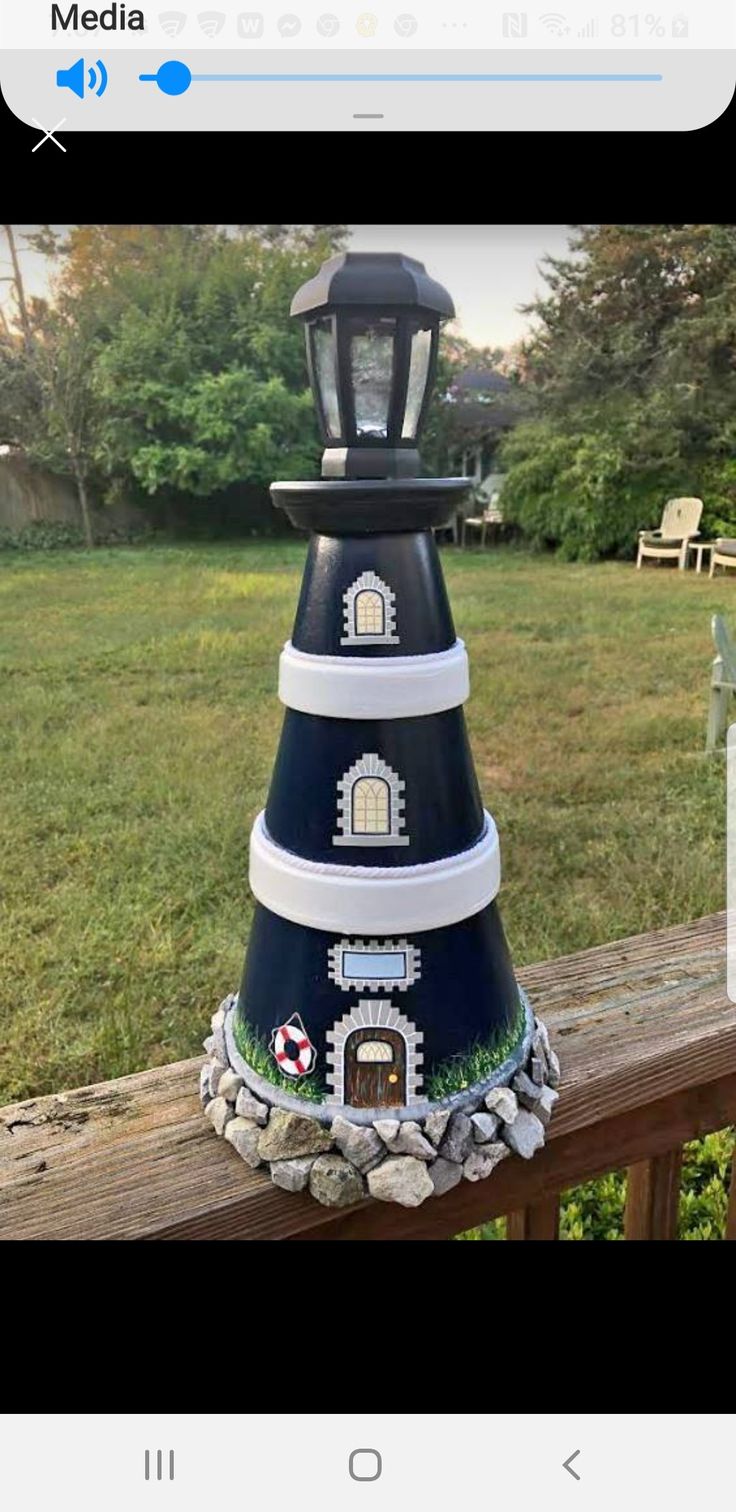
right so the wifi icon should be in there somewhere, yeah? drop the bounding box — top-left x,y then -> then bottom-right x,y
198,9 -> 225,31
539,10 -> 570,32
158,10 -> 186,34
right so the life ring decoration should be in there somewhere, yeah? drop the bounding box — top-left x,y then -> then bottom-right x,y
269,1013 -> 317,1078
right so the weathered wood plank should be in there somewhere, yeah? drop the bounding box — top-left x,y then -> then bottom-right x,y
506,1198 -> 560,1241
624,1149 -> 683,1239
1,911 -> 732,1241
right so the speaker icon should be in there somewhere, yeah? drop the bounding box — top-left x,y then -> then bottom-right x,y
56,57 -> 108,97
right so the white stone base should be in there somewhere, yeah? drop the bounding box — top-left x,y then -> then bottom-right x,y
201,996 -> 560,1210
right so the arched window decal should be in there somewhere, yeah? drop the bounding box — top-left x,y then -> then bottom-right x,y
356,1040 -> 394,1063
341,571 -> 399,646
355,588 -> 385,637
352,775 -> 390,834
333,753 -> 409,847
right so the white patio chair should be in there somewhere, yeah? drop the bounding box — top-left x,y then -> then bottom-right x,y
462,496 -> 504,549
709,539 -> 736,578
706,613 -> 736,752
636,497 -> 703,570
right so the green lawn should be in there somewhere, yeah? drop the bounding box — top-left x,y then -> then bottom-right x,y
1,541 -> 733,1237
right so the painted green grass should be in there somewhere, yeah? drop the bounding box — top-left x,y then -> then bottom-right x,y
232,1012 -> 326,1102
1,540 -> 732,1236
425,991 -> 527,1101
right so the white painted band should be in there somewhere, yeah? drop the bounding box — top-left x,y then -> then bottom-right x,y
248,809 -> 500,934
278,638 -> 469,719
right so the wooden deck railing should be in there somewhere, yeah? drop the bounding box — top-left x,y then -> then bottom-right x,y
2,912 -> 735,1240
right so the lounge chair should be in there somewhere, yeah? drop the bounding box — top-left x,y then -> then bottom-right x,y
709,539 -> 736,578
705,613 -> 736,752
462,495 -> 504,549
636,497 -> 703,570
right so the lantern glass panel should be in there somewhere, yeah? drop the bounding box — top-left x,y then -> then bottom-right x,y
311,317 -> 341,438
350,318 -> 396,439
402,325 -> 433,439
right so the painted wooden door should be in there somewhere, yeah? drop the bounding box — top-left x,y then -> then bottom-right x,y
344,1027 -> 406,1108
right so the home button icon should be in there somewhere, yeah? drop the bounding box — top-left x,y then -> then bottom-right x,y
349,1450 -> 382,1483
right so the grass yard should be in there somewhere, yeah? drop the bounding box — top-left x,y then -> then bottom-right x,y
1,540 -> 733,1237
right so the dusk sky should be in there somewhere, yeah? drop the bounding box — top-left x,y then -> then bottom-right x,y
1,225 -> 572,350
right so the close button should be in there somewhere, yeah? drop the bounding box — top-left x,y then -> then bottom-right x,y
349,1450 -> 382,1482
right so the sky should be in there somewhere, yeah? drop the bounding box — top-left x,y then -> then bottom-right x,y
348,225 -> 572,346
1,225 -> 572,350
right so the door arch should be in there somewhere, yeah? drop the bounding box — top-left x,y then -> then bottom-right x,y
344,1027 -> 406,1108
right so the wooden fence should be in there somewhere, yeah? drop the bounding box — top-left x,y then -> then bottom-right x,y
1,912 -> 734,1240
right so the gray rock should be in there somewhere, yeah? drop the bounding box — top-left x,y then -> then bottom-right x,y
203,1033 -> 217,1058
257,1107 -> 333,1162
367,1155 -> 434,1207
205,1096 -> 234,1137
463,1141 -> 510,1182
471,1111 -> 500,1143
546,1047 -> 561,1088
513,1069 -> 546,1108
211,1024 -> 228,1064
484,1086 -> 518,1124
424,1109 -> 452,1147
531,1056 -> 546,1086
502,1109 -> 546,1159
373,1118 -> 401,1147
330,1116 -> 385,1173
531,1028 -> 549,1068
270,1155 -> 317,1192
429,1156 -> 463,1197
391,1121 -> 436,1161
218,1068 -> 243,1103
207,1060 -> 225,1098
211,1006 -> 227,1033
309,1154 -> 365,1208
199,1064 -> 212,1106
534,1017 -> 551,1058
535,1084 -> 559,1127
224,1116 -> 262,1167
438,1111 -> 473,1164
235,1087 -> 269,1126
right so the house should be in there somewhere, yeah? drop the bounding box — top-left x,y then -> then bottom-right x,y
445,366 -> 521,506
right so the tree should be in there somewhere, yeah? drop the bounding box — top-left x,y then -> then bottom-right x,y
1,226 -> 33,350
498,225 -> 736,558
0,224 -> 350,539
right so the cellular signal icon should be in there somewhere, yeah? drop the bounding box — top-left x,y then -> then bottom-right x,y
198,9 -> 225,32
577,16 -> 598,35
539,11 -> 570,33
158,10 -> 186,34
56,56 -> 108,97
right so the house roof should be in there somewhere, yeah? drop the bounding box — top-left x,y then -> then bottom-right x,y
450,367 -> 512,395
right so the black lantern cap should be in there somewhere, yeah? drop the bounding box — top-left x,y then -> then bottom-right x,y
291,252 -> 455,323
292,251 -> 455,482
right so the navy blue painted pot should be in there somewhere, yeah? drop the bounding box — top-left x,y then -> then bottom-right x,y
235,898 -> 521,1110
264,707 -> 484,867
292,530 -> 456,657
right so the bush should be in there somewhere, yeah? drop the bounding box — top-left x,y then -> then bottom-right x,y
499,420 -> 704,562
0,517 -> 152,551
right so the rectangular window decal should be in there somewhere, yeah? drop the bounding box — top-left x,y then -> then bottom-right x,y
342,950 -> 408,980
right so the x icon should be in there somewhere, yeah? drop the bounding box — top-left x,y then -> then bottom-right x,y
31,117 -> 67,152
